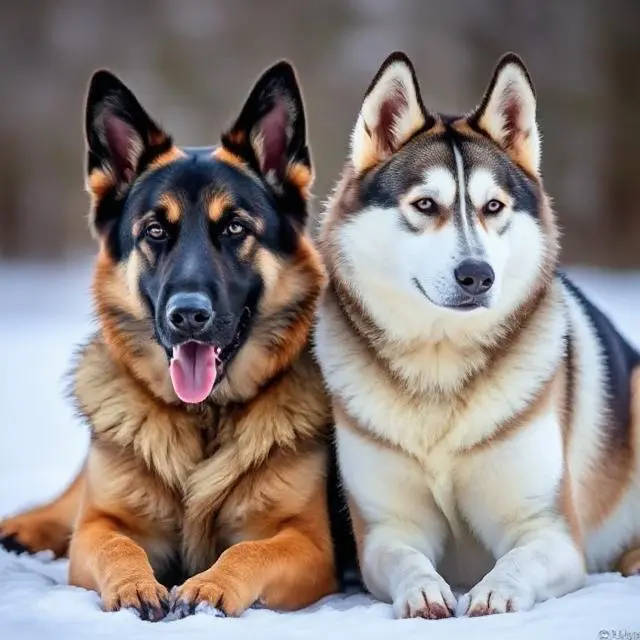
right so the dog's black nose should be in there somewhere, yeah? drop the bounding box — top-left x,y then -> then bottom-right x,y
166,293 -> 214,337
454,260 -> 495,295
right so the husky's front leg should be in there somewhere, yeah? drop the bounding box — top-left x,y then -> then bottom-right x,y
363,520 -> 456,619
458,523 -> 584,616
456,412 -> 585,615
337,423 -> 456,619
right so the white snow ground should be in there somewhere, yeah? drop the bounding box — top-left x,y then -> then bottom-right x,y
1,257 -> 640,640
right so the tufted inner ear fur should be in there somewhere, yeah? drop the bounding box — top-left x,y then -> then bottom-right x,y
350,51 -> 434,173
220,60 -> 312,201
469,52 -> 540,175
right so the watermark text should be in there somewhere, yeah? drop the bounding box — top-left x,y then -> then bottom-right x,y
599,630 -> 640,640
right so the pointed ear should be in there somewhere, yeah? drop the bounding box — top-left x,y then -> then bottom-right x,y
84,70 -> 173,236
220,61 -> 312,198
350,52 -> 433,173
470,53 -> 540,175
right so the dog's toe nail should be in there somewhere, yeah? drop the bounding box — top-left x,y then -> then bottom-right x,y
170,598 -> 193,619
0,534 -> 30,555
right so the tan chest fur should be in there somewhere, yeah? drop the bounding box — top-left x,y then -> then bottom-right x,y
75,338 -> 330,575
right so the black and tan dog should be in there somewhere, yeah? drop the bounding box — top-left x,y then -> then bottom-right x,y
0,62 -> 355,620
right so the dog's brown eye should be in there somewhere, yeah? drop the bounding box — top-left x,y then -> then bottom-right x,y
145,222 -> 168,241
412,197 -> 437,214
225,222 -> 245,236
484,199 -> 505,215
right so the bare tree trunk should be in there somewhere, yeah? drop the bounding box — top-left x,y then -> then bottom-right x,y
601,0 -> 640,267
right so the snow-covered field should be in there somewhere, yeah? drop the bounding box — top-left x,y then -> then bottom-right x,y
1,257 -> 640,639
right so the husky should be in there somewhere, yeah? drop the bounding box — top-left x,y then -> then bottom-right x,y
314,51 -> 640,618
0,62 -> 357,620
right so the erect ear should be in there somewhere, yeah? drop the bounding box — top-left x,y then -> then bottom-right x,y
470,53 -> 540,175
220,61 -> 312,198
84,70 -> 173,236
350,51 -> 434,173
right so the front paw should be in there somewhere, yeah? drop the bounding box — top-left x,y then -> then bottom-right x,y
102,578 -> 170,622
171,571 -> 251,618
394,574 -> 457,619
458,577 -> 534,616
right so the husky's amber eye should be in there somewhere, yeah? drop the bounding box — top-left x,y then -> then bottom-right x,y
411,197 -> 437,214
484,199 -> 505,215
145,222 -> 168,241
224,221 -> 245,236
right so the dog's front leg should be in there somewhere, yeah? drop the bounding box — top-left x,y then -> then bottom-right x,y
337,421 -> 456,619
458,523 -> 584,616
171,485 -> 337,617
171,526 -> 336,617
69,509 -> 169,621
456,412 -> 585,616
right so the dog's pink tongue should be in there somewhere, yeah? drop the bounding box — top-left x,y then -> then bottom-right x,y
169,343 -> 217,404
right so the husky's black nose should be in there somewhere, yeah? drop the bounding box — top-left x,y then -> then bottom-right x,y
454,260 -> 495,295
166,293 -> 214,338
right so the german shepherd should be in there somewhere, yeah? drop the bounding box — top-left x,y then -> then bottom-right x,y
0,62 -> 355,620
314,51 -> 640,618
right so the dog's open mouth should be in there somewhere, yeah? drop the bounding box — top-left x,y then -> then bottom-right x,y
168,308 -> 252,404
169,342 -> 220,404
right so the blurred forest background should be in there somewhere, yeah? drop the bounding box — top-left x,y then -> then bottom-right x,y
1,0 -> 639,266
